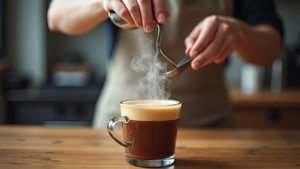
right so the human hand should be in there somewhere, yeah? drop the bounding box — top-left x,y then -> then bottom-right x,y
185,15 -> 242,70
100,0 -> 170,32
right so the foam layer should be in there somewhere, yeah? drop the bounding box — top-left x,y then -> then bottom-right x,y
120,100 -> 181,121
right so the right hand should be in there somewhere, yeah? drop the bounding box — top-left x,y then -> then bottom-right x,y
100,0 -> 170,32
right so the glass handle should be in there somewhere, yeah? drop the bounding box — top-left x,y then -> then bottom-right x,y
107,116 -> 133,149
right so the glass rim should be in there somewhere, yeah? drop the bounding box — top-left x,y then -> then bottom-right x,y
120,99 -> 181,107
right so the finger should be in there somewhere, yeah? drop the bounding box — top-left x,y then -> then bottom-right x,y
191,39 -> 223,70
137,0 -> 153,33
189,16 -> 219,58
214,23 -> 231,60
191,47 -> 215,70
123,0 -> 143,28
184,38 -> 196,56
214,45 -> 235,64
216,34 -> 234,62
214,35 -> 235,64
185,42 -> 194,56
184,24 -> 202,55
112,0 -> 135,26
204,22 -> 229,56
197,22 -> 229,63
166,11 -> 171,19
152,0 -> 168,24
190,23 -> 228,70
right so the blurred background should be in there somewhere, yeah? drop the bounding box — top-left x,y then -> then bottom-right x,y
0,0 -> 299,128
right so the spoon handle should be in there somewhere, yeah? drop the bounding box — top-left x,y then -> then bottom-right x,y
178,56 -> 192,67
156,24 -> 178,66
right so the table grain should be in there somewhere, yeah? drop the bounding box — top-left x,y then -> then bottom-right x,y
0,126 -> 300,169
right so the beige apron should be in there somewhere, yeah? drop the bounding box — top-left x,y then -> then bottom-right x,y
93,0 -> 235,128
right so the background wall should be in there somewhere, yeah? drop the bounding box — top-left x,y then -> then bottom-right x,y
1,0 -> 300,124
1,0 -> 47,123
6,0 -> 46,87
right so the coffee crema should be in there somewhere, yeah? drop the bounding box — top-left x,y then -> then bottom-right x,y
120,100 -> 181,121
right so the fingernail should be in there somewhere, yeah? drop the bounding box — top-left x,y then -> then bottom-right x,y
158,13 -> 166,23
192,50 -> 199,57
187,43 -> 192,49
145,24 -> 152,32
194,61 -> 201,69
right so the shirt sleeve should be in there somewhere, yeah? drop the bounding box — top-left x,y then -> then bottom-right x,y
233,0 -> 284,40
48,0 -> 52,7
104,19 -> 120,60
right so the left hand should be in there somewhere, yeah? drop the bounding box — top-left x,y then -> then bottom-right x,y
185,15 -> 242,70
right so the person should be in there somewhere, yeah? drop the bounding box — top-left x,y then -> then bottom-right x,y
48,0 -> 283,128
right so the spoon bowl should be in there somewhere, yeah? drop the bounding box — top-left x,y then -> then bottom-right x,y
165,56 -> 192,78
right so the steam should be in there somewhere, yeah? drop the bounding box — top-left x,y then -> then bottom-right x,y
130,37 -> 171,100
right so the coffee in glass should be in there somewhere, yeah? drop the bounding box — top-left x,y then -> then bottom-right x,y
107,100 -> 181,167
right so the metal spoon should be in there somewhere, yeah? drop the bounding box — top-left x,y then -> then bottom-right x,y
165,56 -> 192,78
109,11 -> 192,78
156,23 -> 192,78
155,23 -> 178,67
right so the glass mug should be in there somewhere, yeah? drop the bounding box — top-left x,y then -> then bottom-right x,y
107,100 -> 182,167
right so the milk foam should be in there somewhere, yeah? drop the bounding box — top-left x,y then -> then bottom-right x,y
120,100 -> 181,121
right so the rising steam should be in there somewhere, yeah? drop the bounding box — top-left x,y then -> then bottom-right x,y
130,37 -> 171,100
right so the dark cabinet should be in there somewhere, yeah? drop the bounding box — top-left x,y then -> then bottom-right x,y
5,83 -> 102,126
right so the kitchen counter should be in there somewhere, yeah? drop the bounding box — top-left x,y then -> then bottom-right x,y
229,88 -> 300,108
1,126 -> 300,169
229,88 -> 300,128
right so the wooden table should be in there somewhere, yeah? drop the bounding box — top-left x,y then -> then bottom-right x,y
1,126 -> 300,169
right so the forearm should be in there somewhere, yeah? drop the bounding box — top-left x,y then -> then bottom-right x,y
48,0 -> 108,35
232,18 -> 282,66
